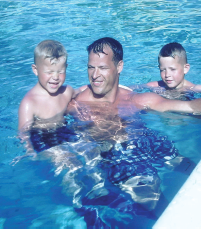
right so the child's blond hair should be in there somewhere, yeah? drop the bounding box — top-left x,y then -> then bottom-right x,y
34,40 -> 67,64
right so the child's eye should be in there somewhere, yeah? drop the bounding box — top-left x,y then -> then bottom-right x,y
46,71 -> 53,75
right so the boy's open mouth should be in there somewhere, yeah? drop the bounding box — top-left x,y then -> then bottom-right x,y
49,82 -> 59,88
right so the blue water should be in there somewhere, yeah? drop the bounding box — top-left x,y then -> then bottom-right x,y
1,0 -> 201,228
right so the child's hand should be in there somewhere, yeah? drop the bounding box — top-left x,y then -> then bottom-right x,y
10,151 -> 37,166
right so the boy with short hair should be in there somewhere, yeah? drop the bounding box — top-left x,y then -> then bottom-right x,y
18,39 -> 79,130
15,40 -> 85,160
147,42 -> 201,91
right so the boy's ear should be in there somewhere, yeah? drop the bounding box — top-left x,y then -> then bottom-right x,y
32,64 -> 38,76
117,60 -> 124,74
184,63 -> 190,74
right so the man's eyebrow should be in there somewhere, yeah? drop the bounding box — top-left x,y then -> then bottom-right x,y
99,65 -> 109,68
87,64 -> 109,68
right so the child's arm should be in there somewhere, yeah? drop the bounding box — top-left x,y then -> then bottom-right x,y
12,96 -> 37,165
191,84 -> 201,92
18,96 -> 35,130
146,81 -> 159,87
127,81 -> 162,91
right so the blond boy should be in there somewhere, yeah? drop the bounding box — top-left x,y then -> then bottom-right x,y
18,40 -> 80,130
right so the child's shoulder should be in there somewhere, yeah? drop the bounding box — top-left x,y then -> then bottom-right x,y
20,88 -> 38,107
62,85 -> 73,95
20,83 -> 47,106
147,80 -> 166,88
61,84 -> 77,100
184,79 -> 196,88
182,80 -> 201,91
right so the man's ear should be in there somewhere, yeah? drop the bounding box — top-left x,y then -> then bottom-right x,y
184,63 -> 190,74
117,60 -> 124,74
32,64 -> 38,76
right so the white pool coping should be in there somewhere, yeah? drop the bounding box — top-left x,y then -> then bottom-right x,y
153,159 -> 201,229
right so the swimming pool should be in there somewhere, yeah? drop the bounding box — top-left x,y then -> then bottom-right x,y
1,0 -> 201,228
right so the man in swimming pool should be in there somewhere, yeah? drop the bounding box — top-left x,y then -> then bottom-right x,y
65,37 -> 196,220
68,37 -> 201,118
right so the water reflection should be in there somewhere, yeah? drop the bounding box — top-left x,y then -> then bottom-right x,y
16,101 -> 189,227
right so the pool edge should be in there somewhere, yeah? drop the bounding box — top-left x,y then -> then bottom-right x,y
153,159 -> 201,229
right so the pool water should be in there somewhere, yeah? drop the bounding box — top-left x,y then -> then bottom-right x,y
1,0 -> 201,228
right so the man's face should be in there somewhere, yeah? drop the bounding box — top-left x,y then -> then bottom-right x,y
87,46 -> 122,98
159,56 -> 189,89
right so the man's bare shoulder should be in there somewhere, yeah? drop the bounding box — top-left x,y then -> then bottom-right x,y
75,87 -> 91,101
119,84 -> 132,91
66,88 -> 90,114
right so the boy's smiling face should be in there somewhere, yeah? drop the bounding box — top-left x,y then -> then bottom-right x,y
159,56 -> 190,89
32,56 -> 67,94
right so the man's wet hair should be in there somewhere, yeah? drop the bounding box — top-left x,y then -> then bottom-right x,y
158,42 -> 187,64
34,40 -> 67,64
87,37 -> 123,65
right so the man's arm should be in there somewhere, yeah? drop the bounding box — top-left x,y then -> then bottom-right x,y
133,92 -> 201,114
